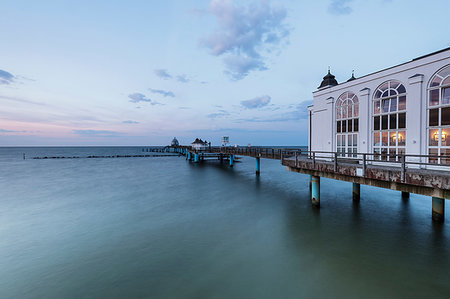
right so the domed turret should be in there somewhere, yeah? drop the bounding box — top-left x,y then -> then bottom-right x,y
171,137 -> 179,147
347,71 -> 356,82
318,69 -> 338,89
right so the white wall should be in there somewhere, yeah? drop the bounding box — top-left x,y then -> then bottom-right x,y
309,49 -> 450,155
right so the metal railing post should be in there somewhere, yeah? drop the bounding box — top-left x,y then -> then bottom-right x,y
362,153 -> 366,177
312,152 -> 316,169
334,152 -> 337,172
401,155 -> 406,183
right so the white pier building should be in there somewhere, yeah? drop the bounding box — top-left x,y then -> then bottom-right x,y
308,48 -> 450,164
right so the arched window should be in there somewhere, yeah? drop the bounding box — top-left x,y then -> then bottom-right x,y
336,92 -> 359,157
428,65 -> 450,164
372,80 -> 406,161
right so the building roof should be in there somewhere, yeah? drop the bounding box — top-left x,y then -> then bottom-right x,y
318,70 -> 338,89
314,47 -> 450,93
346,72 -> 356,82
192,138 -> 208,145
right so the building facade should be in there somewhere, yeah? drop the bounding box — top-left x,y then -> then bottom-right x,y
308,48 -> 450,164
191,138 -> 209,150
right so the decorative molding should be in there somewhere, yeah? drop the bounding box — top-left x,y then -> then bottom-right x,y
408,74 -> 424,85
359,88 -> 370,96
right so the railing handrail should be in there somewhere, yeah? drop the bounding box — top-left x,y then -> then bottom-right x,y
179,146 -> 450,168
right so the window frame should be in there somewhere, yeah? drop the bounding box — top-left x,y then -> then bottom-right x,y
372,80 -> 407,161
427,65 -> 450,164
336,91 -> 359,157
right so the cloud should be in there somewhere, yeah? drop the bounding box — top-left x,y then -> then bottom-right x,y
128,93 -> 162,105
201,0 -> 289,80
241,95 -> 271,109
223,55 -> 267,80
0,128 -> 26,133
73,129 -> 121,137
148,88 -> 175,97
237,99 -> 313,122
328,0 -> 353,15
122,120 -> 139,124
154,69 -> 195,83
207,109 -> 230,119
154,69 -> 172,80
0,95 -> 46,106
128,93 -> 151,103
294,99 -> 314,119
176,74 -> 190,83
0,69 -> 15,85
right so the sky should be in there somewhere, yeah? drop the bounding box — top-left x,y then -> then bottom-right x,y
0,0 -> 449,146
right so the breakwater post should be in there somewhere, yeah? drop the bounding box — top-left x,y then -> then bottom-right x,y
256,157 -> 260,175
311,176 -> 320,207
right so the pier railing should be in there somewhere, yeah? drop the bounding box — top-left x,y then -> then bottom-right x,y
186,146 -> 450,171
280,150 -> 450,170
189,146 -> 292,159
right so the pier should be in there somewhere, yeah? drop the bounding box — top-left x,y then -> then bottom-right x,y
180,146 -> 449,222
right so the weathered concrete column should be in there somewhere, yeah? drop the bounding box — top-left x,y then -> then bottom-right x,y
309,175 -> 312,191
256,157 -> 260,175
402,192 -> 410,200
353,183 -> 360,201
432,197 -> 445,222
194,153 -> 199,163
311,176 -> 320,207
230,155 -> 234,167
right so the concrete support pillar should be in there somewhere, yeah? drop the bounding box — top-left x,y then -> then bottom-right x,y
353,183 -> 360,201
311,176 -> 320,207
230,155 -> 234,167
219,153 -> 223,163
187,152 -> 191,160
194,153 -> 199,163
309,175 -> 312,191
256,157 -> 260,175
432,197 -> 445,222
402,192 -> 410,200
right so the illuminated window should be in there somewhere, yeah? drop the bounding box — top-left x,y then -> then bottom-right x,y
336,92 -> 358,157
373,80 -> 406,161
428,65 -> 450,164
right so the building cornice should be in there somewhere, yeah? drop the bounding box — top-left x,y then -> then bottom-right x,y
312,48 -> 450,97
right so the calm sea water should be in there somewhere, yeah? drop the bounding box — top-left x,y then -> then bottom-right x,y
0,147 -> 449,298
